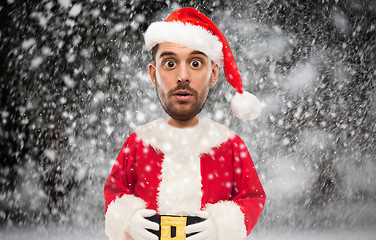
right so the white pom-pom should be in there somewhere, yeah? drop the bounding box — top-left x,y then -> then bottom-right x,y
231,91 -> 262,120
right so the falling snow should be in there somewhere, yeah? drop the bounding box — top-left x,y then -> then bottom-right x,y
1,0 -> 375,239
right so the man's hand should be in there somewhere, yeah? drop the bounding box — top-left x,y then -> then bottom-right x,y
185,211 -> 218,240
128,209 -> 159,240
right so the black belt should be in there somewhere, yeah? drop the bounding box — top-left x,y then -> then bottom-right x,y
146,215 -> 204,239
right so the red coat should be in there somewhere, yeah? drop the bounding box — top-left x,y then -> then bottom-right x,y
104,118 -> 265,240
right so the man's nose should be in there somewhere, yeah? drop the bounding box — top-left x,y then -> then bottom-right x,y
177,64 -> 190,84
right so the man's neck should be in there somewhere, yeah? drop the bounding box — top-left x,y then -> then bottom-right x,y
168,116 -> 199,128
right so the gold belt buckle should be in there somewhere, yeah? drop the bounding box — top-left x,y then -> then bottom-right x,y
160,216 -> 187,240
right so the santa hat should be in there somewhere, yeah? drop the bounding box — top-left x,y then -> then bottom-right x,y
144,7 -> 262,120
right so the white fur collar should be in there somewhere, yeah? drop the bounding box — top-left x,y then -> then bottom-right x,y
136,118 -> 230,215
135,117 -> 230,156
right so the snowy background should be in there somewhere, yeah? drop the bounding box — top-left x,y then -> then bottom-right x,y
0,0 -> 375,239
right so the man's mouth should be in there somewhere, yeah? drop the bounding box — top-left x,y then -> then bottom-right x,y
173,90 -> 193,101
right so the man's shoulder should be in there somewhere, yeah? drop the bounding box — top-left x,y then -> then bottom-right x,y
135,118 -> 166,135
199,117 -> 231,137
199,118 -> 244,143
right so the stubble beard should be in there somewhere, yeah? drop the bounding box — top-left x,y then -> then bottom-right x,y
155,76 -> 211,122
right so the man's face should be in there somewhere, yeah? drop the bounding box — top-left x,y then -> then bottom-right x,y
148,42 -> 219,122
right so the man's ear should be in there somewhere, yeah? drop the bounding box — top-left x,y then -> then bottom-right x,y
148,62 -> 157,87
210,63 -> 219,87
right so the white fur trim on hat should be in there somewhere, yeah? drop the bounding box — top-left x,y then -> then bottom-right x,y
231,91 -> 262,120
105,195 -> 146,240
144,21 -> 223,65
205,201 -> 247,240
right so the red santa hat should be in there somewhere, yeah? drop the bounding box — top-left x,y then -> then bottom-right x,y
144,7 -> 262,120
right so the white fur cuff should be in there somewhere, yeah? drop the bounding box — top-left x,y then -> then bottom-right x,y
205,201 -> 247,240
105,195 -> 146,240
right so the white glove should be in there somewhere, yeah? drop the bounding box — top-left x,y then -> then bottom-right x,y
128,209 -> 159,240
185,211 -> 218,240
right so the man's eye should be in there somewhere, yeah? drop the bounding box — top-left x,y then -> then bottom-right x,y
163,60 -> 176,68
190,60 -> 202,68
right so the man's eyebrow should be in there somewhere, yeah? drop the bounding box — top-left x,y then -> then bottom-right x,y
190,50 -> 207,56
158,50 -> 207,59
159,51 -> 176,58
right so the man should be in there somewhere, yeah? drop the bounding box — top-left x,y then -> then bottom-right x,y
104,7 -> 265,240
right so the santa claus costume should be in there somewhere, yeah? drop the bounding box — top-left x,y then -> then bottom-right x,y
104,7 -> 265,240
